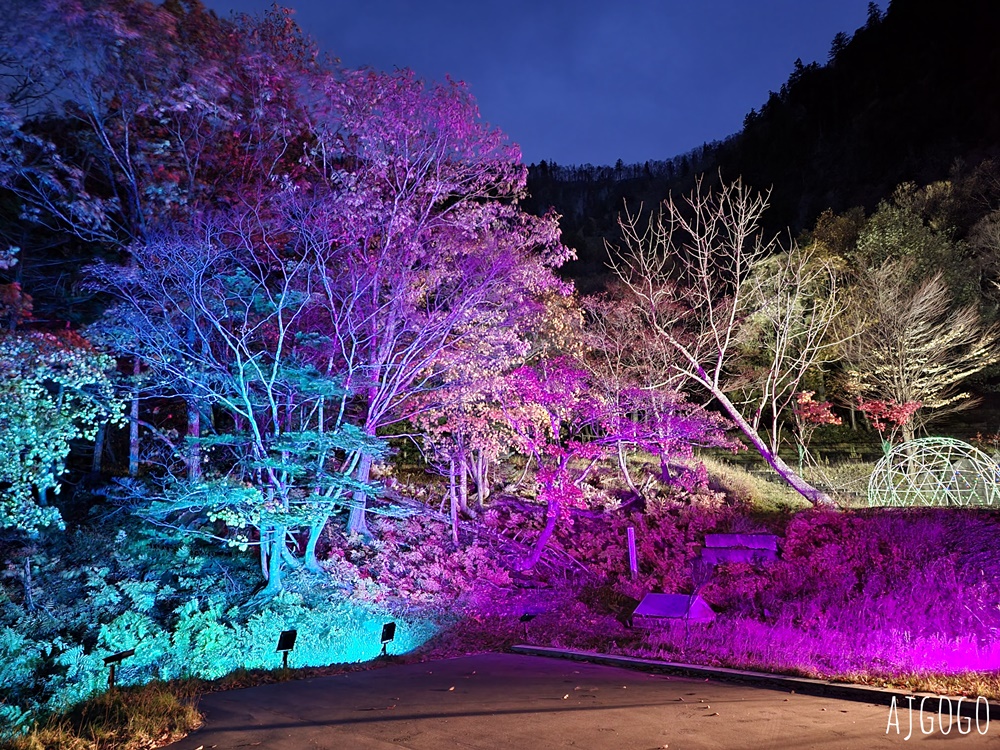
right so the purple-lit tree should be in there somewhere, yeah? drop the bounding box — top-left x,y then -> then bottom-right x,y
499,358 -> 732,570
66,14 -> 574,593
582,286 -> 693,494
1,2 -> 326,479
409,290 -> 584,538
2,1 -> 574,538
0,1 -> 316,240
302,68 -> 572,534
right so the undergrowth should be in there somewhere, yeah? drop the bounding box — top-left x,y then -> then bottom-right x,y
5,456 -> 1000,746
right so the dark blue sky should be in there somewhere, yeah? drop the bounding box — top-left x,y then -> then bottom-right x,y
203,0 -> 877,166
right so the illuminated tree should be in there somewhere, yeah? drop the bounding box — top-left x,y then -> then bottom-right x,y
410,290 -> 584,534
842,261 -> 999,441
88,212 -> 381,595
791,390 -> 841,470
610,176 -> 841,506
0,1 -> 315,240
500,358 -> 731,570
730,243 -> 844,454
305,68 -> 571,534
582,286 -> 691,494
0,330 -> 122,533
1,1 -> 322,480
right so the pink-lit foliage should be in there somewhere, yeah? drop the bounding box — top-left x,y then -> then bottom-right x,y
409,292 -> 583,528
334,498 -> 1000,678
793,391 -> 841,428
857,397 -> 922,446
791,390 -> 841,457
317,515 -> 514,609
497,358 -> 733,570
62,0 -> 573,583
297,66 -> 572,535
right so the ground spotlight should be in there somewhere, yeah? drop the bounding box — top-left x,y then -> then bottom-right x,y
519,613 -> 537,640
276,629 -> 298,670
381,622 -> 396,656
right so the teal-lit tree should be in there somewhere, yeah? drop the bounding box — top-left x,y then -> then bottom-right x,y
88,212 -> 383,596
0,329 -> 123,533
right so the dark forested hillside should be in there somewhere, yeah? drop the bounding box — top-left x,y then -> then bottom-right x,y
526,0 -> 1000,285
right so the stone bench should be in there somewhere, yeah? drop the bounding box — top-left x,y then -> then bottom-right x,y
700,533 -> 780,565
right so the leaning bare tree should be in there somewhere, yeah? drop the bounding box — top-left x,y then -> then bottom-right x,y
610,176 -> 843,506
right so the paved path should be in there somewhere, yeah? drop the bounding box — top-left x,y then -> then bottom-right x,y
169,653 -> 997,749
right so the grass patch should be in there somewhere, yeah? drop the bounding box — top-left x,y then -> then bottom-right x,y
801,459 -> 877,506
3,682 -> 202,750
604,618 -> 1000,701
696,454 -> 810,511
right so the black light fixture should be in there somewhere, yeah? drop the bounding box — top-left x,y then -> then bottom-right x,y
103,648 -> 136,689
276,629 -> 298,670
519,613 -> 537,640
380,622 -> 396,657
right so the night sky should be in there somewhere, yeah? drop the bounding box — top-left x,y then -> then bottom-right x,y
202,0 -> 876,167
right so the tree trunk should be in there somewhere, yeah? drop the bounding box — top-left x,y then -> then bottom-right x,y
258,525 -> 285,597
347,451 -> 373,535
458,449 -> 470,514
471,450 -> 490,506
617,443 -> 640,496
304,517 -> 327,572
259,527 -> 270,580
91,422 -> 106,474
186,398 -> 201,481
712,386 -> 834,506
480,454 -> 489,506
449,458 -> 459,546
129,358 -> 140,477
517,494 -> 559,571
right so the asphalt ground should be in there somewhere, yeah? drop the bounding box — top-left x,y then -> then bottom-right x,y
168,653 -> 998,749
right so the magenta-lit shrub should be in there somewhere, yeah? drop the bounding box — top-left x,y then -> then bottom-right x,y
703,509 -> 1000,649
318,516 -> 512,609
482,497 -> 729,598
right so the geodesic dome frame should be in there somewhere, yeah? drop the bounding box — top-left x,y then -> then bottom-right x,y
868,437 -> 1000,507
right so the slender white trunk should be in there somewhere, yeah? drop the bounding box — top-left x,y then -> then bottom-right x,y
129,358 -> 140,477
458,448 -> 469,513
187,398 -> 201,481
449,458 -> 459,545
479,453 -> 490,506
617,442 -> 640,496
712,386 -> 834,506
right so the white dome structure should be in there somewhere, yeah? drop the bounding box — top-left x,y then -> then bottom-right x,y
868,437 -> 1000,508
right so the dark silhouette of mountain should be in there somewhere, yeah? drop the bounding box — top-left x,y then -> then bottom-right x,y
525,0 -> 1000,285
